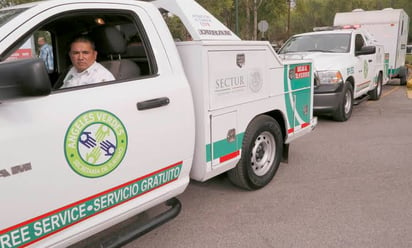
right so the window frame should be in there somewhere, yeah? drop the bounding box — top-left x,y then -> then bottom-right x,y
2,8 -> 159,91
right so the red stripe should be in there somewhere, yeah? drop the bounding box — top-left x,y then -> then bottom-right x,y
288,128 -> 294,134
0,161 -> 183,237
219,150 -> 240,163
24,179 -> 179,247
359,80 -> 371,86
301,122 -> 310,128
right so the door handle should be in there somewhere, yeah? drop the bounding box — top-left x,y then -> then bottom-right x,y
137,97 -> 170,110
368,59 -> 373,62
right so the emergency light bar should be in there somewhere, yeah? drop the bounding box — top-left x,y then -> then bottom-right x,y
313,24 -> 361,32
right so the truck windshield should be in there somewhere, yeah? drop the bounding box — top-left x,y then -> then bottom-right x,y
0,8 -> 27,28
279,33 -> 351,54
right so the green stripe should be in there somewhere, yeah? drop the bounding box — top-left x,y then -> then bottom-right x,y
206,133 -> 244,162
0,163 -> 182,247
284,65 -> 295,126
388,67 -> 400,76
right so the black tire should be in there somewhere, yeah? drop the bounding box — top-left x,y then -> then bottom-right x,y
227,115 -> 283,190
333,82 -> 353,122
368,73 -> 382,100
399,66 -> 407,86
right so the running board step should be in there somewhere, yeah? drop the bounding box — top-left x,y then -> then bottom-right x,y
101,198 -> 182,248
354,94 -> 370,105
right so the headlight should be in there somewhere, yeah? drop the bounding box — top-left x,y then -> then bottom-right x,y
315,71 -> 343,85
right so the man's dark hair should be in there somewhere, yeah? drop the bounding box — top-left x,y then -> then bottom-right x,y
70,35 -> 96,50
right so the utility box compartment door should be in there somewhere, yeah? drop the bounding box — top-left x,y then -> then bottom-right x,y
208,49 -> 268,110
284,63 -> 313,132
209,111 -> 241,167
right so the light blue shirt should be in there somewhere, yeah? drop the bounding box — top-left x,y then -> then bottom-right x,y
39,43 -> 54,73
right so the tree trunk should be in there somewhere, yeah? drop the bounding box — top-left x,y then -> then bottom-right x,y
245,0 -> 251,40
253,0 -> 258,40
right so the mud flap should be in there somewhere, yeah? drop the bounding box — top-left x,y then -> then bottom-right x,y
281,143 -> 289,163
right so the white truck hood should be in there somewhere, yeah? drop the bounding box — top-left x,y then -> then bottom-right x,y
279,52 -> 350,71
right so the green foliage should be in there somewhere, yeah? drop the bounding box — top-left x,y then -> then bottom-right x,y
2,0 -> 411,44
164,14 -> 190,41
256,0 -> 288,41
194,0 -> 412,43
1,0 -> 39,8
196,0 -> 233,26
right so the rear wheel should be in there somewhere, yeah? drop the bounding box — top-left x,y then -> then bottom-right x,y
227,115 -> 283,190
333,82 -> 353,122
368,73 -> 382,100
399,66 -> 407,86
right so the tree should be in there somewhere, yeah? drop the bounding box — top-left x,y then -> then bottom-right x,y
196,0 -> 233,28
2,0 -> 411,43
1,0 -> 40,8
231,0 -> 287,41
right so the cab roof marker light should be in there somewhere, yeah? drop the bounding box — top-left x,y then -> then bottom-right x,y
313,26 -> 334,32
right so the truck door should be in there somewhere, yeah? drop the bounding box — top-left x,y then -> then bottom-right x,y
0,4 -> 194,247
354,34 -> 374,96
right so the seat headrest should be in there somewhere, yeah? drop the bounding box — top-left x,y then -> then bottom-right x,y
125,44 -> 146,57
91,26 -> 127,56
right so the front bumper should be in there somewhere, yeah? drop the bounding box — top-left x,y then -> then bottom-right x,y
313,83 -> 344,115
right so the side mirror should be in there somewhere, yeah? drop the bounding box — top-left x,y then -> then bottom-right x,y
0,58 -> 51,101
355,45 -> 376,56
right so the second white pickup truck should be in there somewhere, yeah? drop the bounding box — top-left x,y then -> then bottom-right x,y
278,26 -> 385,121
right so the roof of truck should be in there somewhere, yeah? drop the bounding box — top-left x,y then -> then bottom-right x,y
334,8 -> 408,25
293,29 -> 355,37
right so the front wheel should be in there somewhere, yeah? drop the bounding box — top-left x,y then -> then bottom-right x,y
227,115 -> 283,190
333,82 -> 353,122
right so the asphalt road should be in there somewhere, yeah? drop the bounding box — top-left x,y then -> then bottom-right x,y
121,82 -> 412,248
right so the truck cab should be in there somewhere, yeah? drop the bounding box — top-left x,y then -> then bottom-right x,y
278,27 -> 385,121
0,1 -> 195,247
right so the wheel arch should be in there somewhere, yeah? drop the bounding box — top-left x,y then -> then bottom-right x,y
228,113 -> 284,190
346,75 -> 355,88
378,70 -> 383,82
263,109 -> 287,141
262,109 -> 289,163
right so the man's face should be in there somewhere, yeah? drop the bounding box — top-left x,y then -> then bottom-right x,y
69,41 -> 97,72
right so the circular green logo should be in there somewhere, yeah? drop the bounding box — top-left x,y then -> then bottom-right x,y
64,110 -> 128,178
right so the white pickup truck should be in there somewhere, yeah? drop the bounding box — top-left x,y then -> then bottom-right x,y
278,26 -> 385,121
0,0 -> 316,247
334,8 -> 409,85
